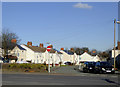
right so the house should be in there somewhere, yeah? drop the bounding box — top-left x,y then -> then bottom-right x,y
20,43 -> 46,63
10,42 -> 63,65
0,47 -> 14,63
111,42 -> 120,58
0,48 -> 3,63
44,49 -> 63,66
109,41 -> 120,68
10,45 -> 26,63
60,48 -> 79,65
79,52 -> 100,63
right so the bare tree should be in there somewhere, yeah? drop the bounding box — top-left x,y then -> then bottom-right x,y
97,49 -> 111,61
1,29 -> 21,59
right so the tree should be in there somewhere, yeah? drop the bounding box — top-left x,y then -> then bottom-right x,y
1,29 -> 21,58
71,47 -> 90,55
98,49 -> 111,61
90,49 -> 98,56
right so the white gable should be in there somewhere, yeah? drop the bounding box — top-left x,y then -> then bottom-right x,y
80,52 -> 95,62
93,55 -> 101,62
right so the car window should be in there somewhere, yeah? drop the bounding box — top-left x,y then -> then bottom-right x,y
100,62 -> 111,66
96,62 -> 100,66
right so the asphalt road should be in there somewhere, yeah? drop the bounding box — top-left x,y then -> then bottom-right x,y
2,73 -> 119,85
2,65 -> 120,86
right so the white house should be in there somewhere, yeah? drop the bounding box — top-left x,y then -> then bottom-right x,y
60,49 -> 79,65
79,52 -> 100,63
44,49 -> 62,65
10,42 -> 63,65
0,48 -> 3,63
109,41 -> 120,68
10,45 -> 26,63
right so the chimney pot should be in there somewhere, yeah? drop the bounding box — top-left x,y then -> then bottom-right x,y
61,48 -> 64,50
49,45 -> 53,48
11,39 -> 17,43
118,41 -> 120,50
39,43 -> 43,48
70,48 -> 74,51
27,41 -> 32,46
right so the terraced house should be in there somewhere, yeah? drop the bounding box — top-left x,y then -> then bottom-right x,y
10,42 -> 63,65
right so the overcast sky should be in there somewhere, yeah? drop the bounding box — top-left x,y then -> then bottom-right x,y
2,2 -> 118,51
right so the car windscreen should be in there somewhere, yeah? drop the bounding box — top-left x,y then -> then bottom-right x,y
88,62 -> 96,66
100,62 -> 111,67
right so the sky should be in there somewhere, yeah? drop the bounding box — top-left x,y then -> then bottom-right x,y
2,2 -> 119,51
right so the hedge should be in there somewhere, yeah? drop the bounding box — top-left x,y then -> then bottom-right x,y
2,63 -> 48,72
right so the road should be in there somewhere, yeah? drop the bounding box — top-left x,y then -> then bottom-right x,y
2,66 -> 120,86
2,73 -> 119,85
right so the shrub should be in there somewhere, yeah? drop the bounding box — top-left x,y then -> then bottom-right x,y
2,63 -> 48,72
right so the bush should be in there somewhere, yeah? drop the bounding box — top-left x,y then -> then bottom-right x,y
2,63 -> 48,72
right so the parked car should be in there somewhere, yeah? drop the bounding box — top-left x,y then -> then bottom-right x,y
83,62 -> 96,73
94,61 -> 115,74
64,62 -> 72,65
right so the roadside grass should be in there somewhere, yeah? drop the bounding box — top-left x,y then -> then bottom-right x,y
2,63 -> 48,73
60,65 -> 68,67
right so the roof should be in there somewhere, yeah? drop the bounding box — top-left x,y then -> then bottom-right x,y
80,52 -> 93,58
63,50 -> 74,55
112,46 -> 119,50
24,45 -> 62,54
49,49 -> 56,53
52,49 -> 62,54
25,45 -> 46,52
17,45 -> 26,50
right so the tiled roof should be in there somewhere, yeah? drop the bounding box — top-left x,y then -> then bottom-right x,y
24,45 -> 62,54
50,49 -> 63,54
63,50 -> 74,55
25,45 -> 46,52
17,45 -> 26,50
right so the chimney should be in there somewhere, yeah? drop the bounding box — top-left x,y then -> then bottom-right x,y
70,48 -> 74,52
39,43 -> 43,48
27,41 -> 32,46
11,39 -> 17,43
118,41 -> 120,50
92,50 -> 96,53
85,50 -> 88,53
49,45 -> 53,48
61,48 -> 64,50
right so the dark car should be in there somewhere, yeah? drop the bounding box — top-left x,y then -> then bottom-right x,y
83,62 -> 96,73
64,62 -> 72,65
94,62 -> 115,74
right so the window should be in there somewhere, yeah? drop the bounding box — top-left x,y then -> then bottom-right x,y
21,59 -> 23,61
96,62 -> 100,66
18,53 -> 19,57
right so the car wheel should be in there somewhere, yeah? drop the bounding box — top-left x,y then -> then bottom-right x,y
83,68 -> 87,73
99,70 -> 103,74
111,71 -> 115,74
94,70 -> 97,74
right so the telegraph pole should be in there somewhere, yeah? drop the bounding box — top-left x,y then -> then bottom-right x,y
114,19 -> 116,70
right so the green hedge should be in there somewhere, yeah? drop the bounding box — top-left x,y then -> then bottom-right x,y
2,63 -> 48,72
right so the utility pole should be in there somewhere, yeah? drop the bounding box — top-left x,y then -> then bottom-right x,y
114,19 -> 116,70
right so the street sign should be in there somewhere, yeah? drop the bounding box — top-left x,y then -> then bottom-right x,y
47,46 -> 52,52
47,45 -> 52,73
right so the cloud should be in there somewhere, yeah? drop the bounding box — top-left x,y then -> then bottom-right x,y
73,3 -> 92,9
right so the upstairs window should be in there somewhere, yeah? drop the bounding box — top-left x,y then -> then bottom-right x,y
18,53 -> 19,57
